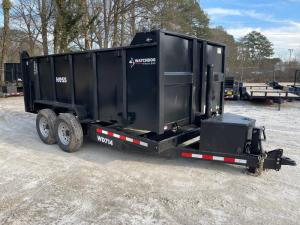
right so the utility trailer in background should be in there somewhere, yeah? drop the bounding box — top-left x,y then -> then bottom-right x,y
290,70 -> 300,96
241,83 -> 299,102
293,70 -> 300,95
21,30 -> 296,175
272,70 -> 300,97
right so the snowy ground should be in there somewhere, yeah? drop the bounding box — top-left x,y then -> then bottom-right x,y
0,97 -> 299,225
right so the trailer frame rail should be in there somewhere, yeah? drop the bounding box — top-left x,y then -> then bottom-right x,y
87,123 -> 296,174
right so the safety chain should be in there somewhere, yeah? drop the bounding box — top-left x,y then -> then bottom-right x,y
257,151 -> 268,175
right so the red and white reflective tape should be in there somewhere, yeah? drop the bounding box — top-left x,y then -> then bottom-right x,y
96,128 -> 149,147
181,152 -> 247,164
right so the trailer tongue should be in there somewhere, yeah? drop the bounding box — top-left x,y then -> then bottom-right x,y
21,30 -> 296,175
88,113 -> 295,175
180,113 -> 296,174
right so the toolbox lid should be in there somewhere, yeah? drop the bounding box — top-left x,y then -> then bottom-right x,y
203,113 -> 255,126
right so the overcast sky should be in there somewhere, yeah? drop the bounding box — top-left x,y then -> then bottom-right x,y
201,0 -> 300,60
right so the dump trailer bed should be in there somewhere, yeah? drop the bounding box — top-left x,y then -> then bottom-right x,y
21,30 -> 296,175
22,30 -> 225,134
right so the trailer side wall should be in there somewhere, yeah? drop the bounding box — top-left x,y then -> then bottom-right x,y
22,30 -> 226,134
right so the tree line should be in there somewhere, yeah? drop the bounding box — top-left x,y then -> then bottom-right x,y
0,0 -> 279,84
7,0 -> 209,55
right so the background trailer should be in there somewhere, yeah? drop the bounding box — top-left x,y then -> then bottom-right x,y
21,30 -> 296,174
4,63 -> 22,83
273,70 -> 300,96
1,63 -> 23,97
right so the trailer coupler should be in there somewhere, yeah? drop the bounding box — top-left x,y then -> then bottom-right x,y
262,149 -> 295,168
245,149 -> 296,175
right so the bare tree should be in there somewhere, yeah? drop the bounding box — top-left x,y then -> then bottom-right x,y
102,0 -> 111,48
120,0 -> 126,46
1,0 -> 11,84
11,0 -> 41,56
130,0 -> 136,37
112,0 -> 121,47
37,0 -> 53,55
5,0 -> 210,56
82,0 -> 92,49
53,0 -> 84,53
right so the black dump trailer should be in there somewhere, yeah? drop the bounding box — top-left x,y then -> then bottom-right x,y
21,30 -> 295,174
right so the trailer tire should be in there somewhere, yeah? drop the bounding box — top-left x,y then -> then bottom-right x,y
55,113 -> 83,152
36,109 -> 57,144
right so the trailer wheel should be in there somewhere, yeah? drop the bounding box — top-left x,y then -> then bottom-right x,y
36,109 -> 57,144
55,113 -> 83,152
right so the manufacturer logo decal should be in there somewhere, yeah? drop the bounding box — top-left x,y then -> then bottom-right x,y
56,76 -> 67,83
129,57 -> 156,68
97,135 -> 113,146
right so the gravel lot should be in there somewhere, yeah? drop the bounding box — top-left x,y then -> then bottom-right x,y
0,97 -> 299,225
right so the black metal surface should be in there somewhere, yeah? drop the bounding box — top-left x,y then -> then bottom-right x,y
21,29 -> 226,134
88,124 -> 159,152
130,30 -> 157,45
97,51 -> 123,122
4,63 -> 22,82
127,46 -> 158,130
250,127 -> 264,155
262,149 -> 296,171
205,64 -> 213,118
199,113 -> 255,155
